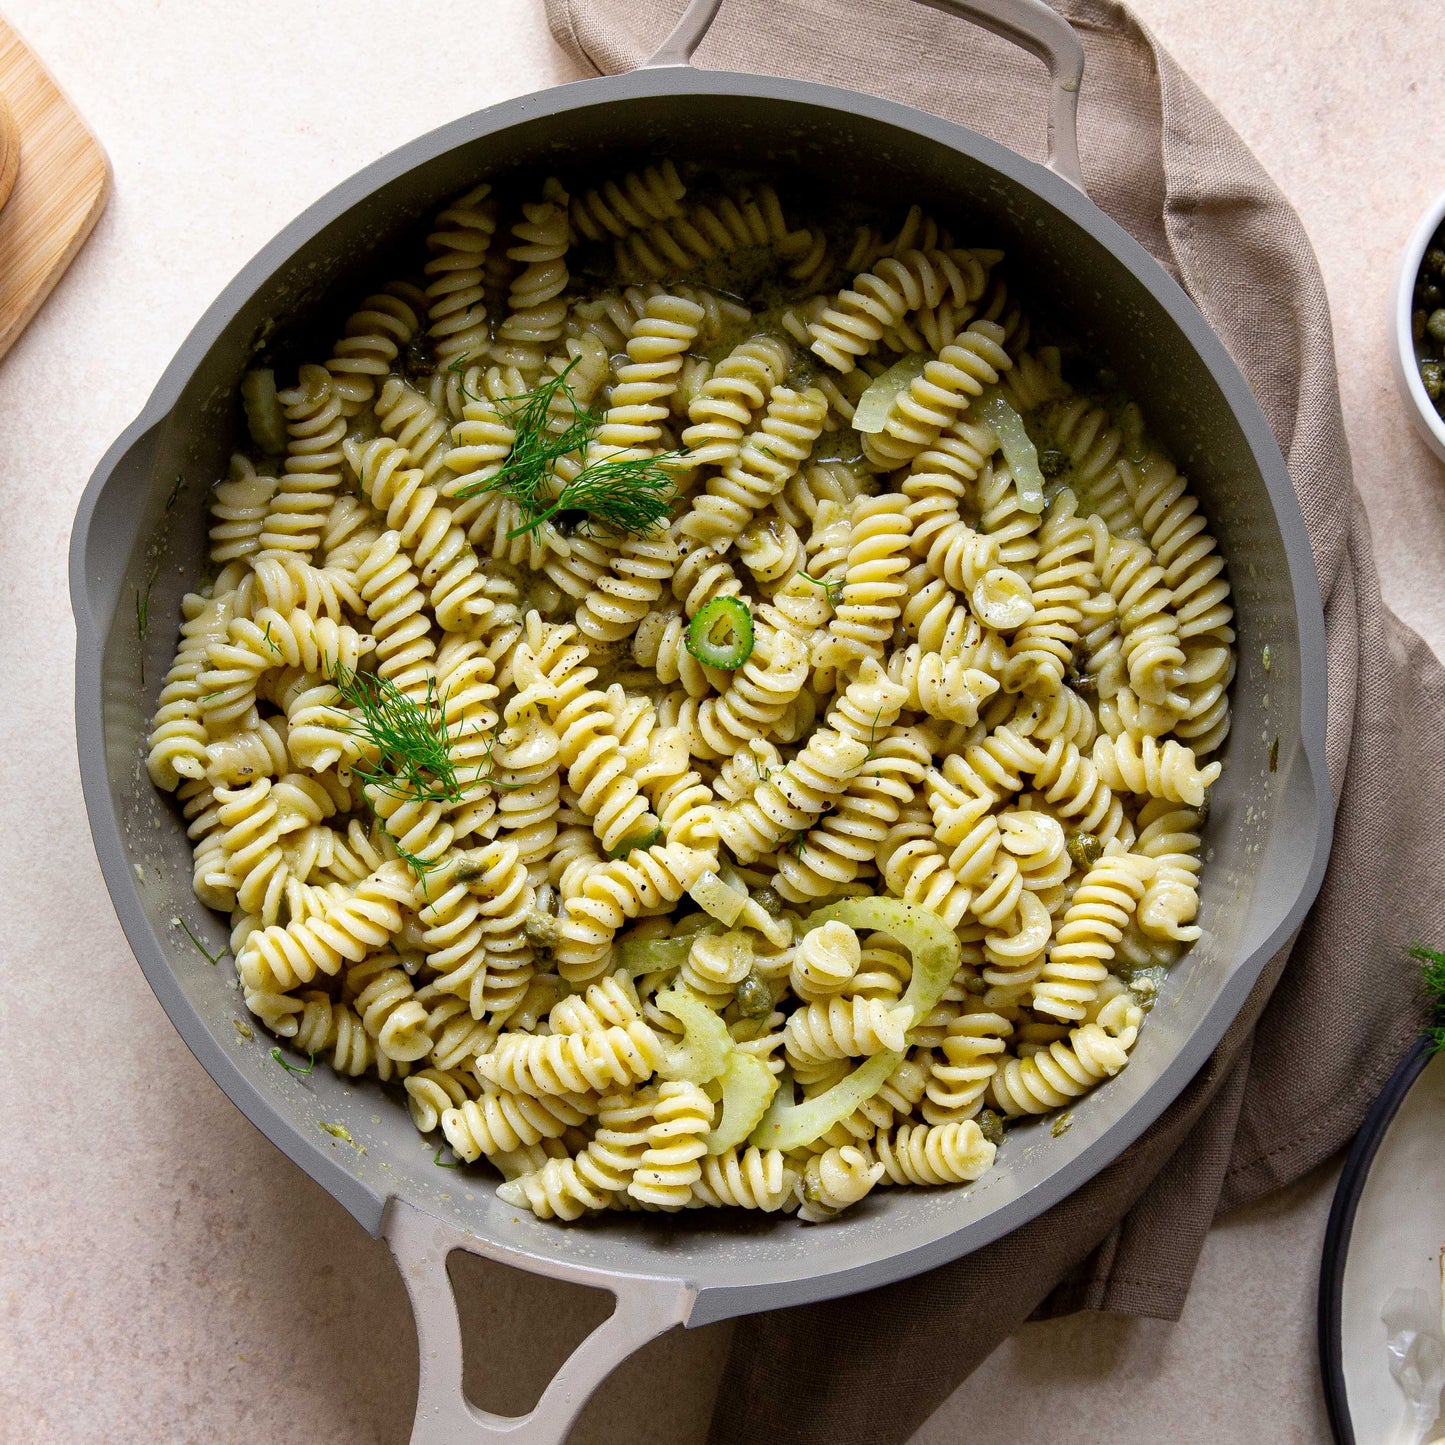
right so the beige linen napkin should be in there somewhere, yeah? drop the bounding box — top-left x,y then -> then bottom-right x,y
546,1 -> 1445,1438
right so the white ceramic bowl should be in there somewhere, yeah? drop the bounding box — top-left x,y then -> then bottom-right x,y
1392,189 -> 1445,461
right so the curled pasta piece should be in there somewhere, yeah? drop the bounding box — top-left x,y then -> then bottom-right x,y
790,920 -> 863,1000
324,285 -> 423,417
886,645 -> 1000,726
1091,733 -> 1221,808
493,178 -> 570,375
348,953 -> 433,1062
570,160 -> 686,241
716,726 -> 868,865
783,994 -> 914,1067
681,335 -> 794,467
860,321 -> 1011,469
236,859 -> 415,993
476,1020 -> 667,1098
614,183 -> 799,282
405,1067 -> 477,1135
1004,489 -> 1103,695
693,1147 -> 798,1211
990,994 -> 1144,1116
422,182 -> 498,371
1102,536 -> 1187,712
808,249 -> 988,373
256,365 -> 348,562
442,1087 -> 591,1161
796,1144 -> 884,1223
923,1004 -> 1015,1123
774,728 -> 931,903
1030,853 -> 1154,1022
676,386 -> 828,552
812,494 -> 914,682
865,1120 -> 996,1185
627,1081 -> 713,1208
147,591 -> 236,790
554,842 -> 714,983
878,800 -> 973,927
209,454 -> 279,566
347,432 -> 492,634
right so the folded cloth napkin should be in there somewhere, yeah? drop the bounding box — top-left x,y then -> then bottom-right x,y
546,1 -> 1445,1438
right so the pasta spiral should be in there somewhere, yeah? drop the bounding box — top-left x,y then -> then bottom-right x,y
865,1120 -> 996,1185
783,995 -> 914,1066
681,335 -> 795,467
796,1145 -> 885,1223
1030,853 -> 1155,1022
237,860 -> 415,993
476,1020 -> 667,1098
627,1081 -> 713,1208
859,321 -> 1012,469
990,994 -> 1145,1116
1091,733 -> 1222,807
692,1147 -> 798,1211
493,178 -> 570,375
256,365 -> 348,562
808,249 -> 988,373
677,386 -> 828,552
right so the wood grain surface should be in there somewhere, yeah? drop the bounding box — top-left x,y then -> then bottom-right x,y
0,15 -> 108,362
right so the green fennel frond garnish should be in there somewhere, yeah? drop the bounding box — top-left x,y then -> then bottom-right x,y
177,917 -> 225,965
135,562 -> 159,682
271,1046 -> 316,1075
1413,942 -> 1445,1052
454,356 -> 597,506
262,619 -> 281,656
797,569 -> 844,610
325,663 -> 462,805
509,448 -> 682,540
383,828 -> 448,894
453,357 -> 684,538
864,706 -> 886,762
433,1146 -> 463,1169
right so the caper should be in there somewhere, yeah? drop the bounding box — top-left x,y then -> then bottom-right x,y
1425,309 -> 1445,345
735,971 -> 774,1019
1067,833 -> 1103,869
523,910 -> 560,950
1415,308 -> 1429,344
1039,447 -> 1067,478
1426,247 -> 1445,277
976,1109 -> 1005,1146
750,885 -> 786,918
1417,280 -> 1444,310
1423,358 -> 1445,400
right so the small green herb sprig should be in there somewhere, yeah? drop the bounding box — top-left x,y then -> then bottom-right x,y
327,663 -> 461,806
176,917 -> 225,966
453,356 -> 684,539
1414,943 -> 1445,1052
797,569 -> 844,610
323,662 -> 465,885
271,1046 -> 315,1075
135,562 -> 160,683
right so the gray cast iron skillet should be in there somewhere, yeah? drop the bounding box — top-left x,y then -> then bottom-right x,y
68,0 -> 1333,1438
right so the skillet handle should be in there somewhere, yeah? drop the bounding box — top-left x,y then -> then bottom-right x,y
385,1197 -> 694,1445
643,0 -> 1086,191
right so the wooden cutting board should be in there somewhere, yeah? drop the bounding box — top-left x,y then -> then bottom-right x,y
0,16 -> 109,363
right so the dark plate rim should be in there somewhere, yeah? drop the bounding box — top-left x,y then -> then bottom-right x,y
1319,1033 -> 1433,1444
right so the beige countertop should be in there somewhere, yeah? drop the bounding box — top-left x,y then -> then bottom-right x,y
1,2 -> 1437,1440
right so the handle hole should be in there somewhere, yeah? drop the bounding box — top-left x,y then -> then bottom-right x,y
448,1249 -> 615,1418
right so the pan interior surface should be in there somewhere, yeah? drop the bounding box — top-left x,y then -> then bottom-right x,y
80,76 -> 1322,1324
